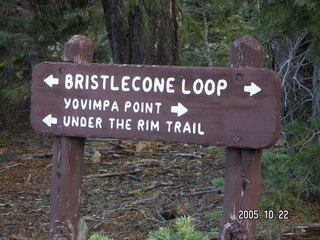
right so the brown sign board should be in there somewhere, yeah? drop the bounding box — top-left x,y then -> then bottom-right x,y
31,62 -> 281,149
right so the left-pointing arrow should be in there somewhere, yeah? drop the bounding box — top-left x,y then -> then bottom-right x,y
44,74 -> 59,87
42,114 -> 58,127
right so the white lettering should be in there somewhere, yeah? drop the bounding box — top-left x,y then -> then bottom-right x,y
133,102 -> 141,113
75,74 -> 84,89
217,79 -> 227,96
142,77 -> 153,92
63,116 -> 102,128
174,121 -> 182,133
166,121 -> 205,135
109,118 -> 131,130
64,98 -> 71,109
110,76 -> 119,91
72,99 -> 79,109
198,122 -> 205,135
204,79 -> 215,95
122,76 -> 130,91
103,100 -> 110,110
155,102 -> 162,114
80,117 -> 87,127
137,119 -> 144,131
72,116 -> 79,127
63,74 -> 178,93
96,117 -> 102,128
65,74 -> 73,89
101,75 -> 109,90
81,99 -> 88,109
193,79 -> 203,95
91,75 -> 99,90
85,75 -> 90,89
145,102 -> 153,113
111,101 -> 119,112
151,120 -> 160,131
93,100 -> 102,111
181,79 -> 191,95
123,101 -> 162,114
88,117 -> 94,128
132,76 -> 141,91
124,101 -> 132,112
167,77 -> 175,93
109,118 -> 115,129
166,121 -> 173,132
137,119 -> 159,131
154,77 -> 165,92
182,122 -> 191,133
64,98 -> 115,111
63,116 -> 70,127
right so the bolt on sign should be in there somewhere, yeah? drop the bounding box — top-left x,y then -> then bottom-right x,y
31,62 -> 281,149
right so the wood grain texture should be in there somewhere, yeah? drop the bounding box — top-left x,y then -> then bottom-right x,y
49,35 -> 93,240
220,36 -> 268,240
31,62 -> 280,149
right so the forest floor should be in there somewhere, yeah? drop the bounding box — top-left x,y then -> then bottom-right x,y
0,118 -> 319,240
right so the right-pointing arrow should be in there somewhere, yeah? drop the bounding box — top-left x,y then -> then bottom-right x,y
44,74 -> 59,87
244,82 -> 261,96
42,114 -> 58,127
171,102 -> 188,117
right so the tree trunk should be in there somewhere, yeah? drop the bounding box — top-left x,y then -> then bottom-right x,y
20,0 -> 42,67
200,1 -> 212,67
101,0 -> 179,65
312,59 -> 320,117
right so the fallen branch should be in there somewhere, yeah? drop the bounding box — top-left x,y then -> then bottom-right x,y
130,197 -> 157,205
171,187 -> 219,198
85,169 -> 143,178
282,223 -> 320,239
257,223 -> 320,240
0,163 -> 22,173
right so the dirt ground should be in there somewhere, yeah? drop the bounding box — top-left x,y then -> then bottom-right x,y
0,119 -> 319,240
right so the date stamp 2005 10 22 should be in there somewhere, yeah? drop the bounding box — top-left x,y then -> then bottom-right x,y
239,210 -> 289,220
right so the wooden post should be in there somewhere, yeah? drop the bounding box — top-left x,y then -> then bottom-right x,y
49,35 -> 94,240
220,36 -> 264,240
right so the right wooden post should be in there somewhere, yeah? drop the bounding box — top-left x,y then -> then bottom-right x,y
220,36 -> 264,240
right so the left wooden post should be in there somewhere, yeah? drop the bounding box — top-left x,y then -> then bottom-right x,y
49,35 -> 94,240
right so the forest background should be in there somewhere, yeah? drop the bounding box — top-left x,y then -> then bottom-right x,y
0,0 -> 320,239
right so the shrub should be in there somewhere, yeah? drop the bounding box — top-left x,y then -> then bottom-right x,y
89,233 -> 113,240
147,216 -> 209,240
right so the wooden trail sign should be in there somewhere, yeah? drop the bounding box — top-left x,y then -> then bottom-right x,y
30,35 -> 281,240
31,62 -> 280,149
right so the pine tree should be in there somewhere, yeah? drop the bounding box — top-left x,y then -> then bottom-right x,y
101,0 -> 179,65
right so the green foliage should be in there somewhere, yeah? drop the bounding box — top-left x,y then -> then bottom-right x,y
260,143 -> 319,237
0,85 -> 29,118
259,118 -> 319,238
262,149 -> 305,212
205,208 -> 222,233
179,0 -> 255,67
284,118 -> 320,194
256,0 -> 320,59
283,117 -> 320,151
0,1 -> 111,119
89,233 -> 113,240
0,152 -> 18,163
205,208 -> 222,222
211,177 -> 225,191
147,216 -> 209,240
262,117 -> 320,213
